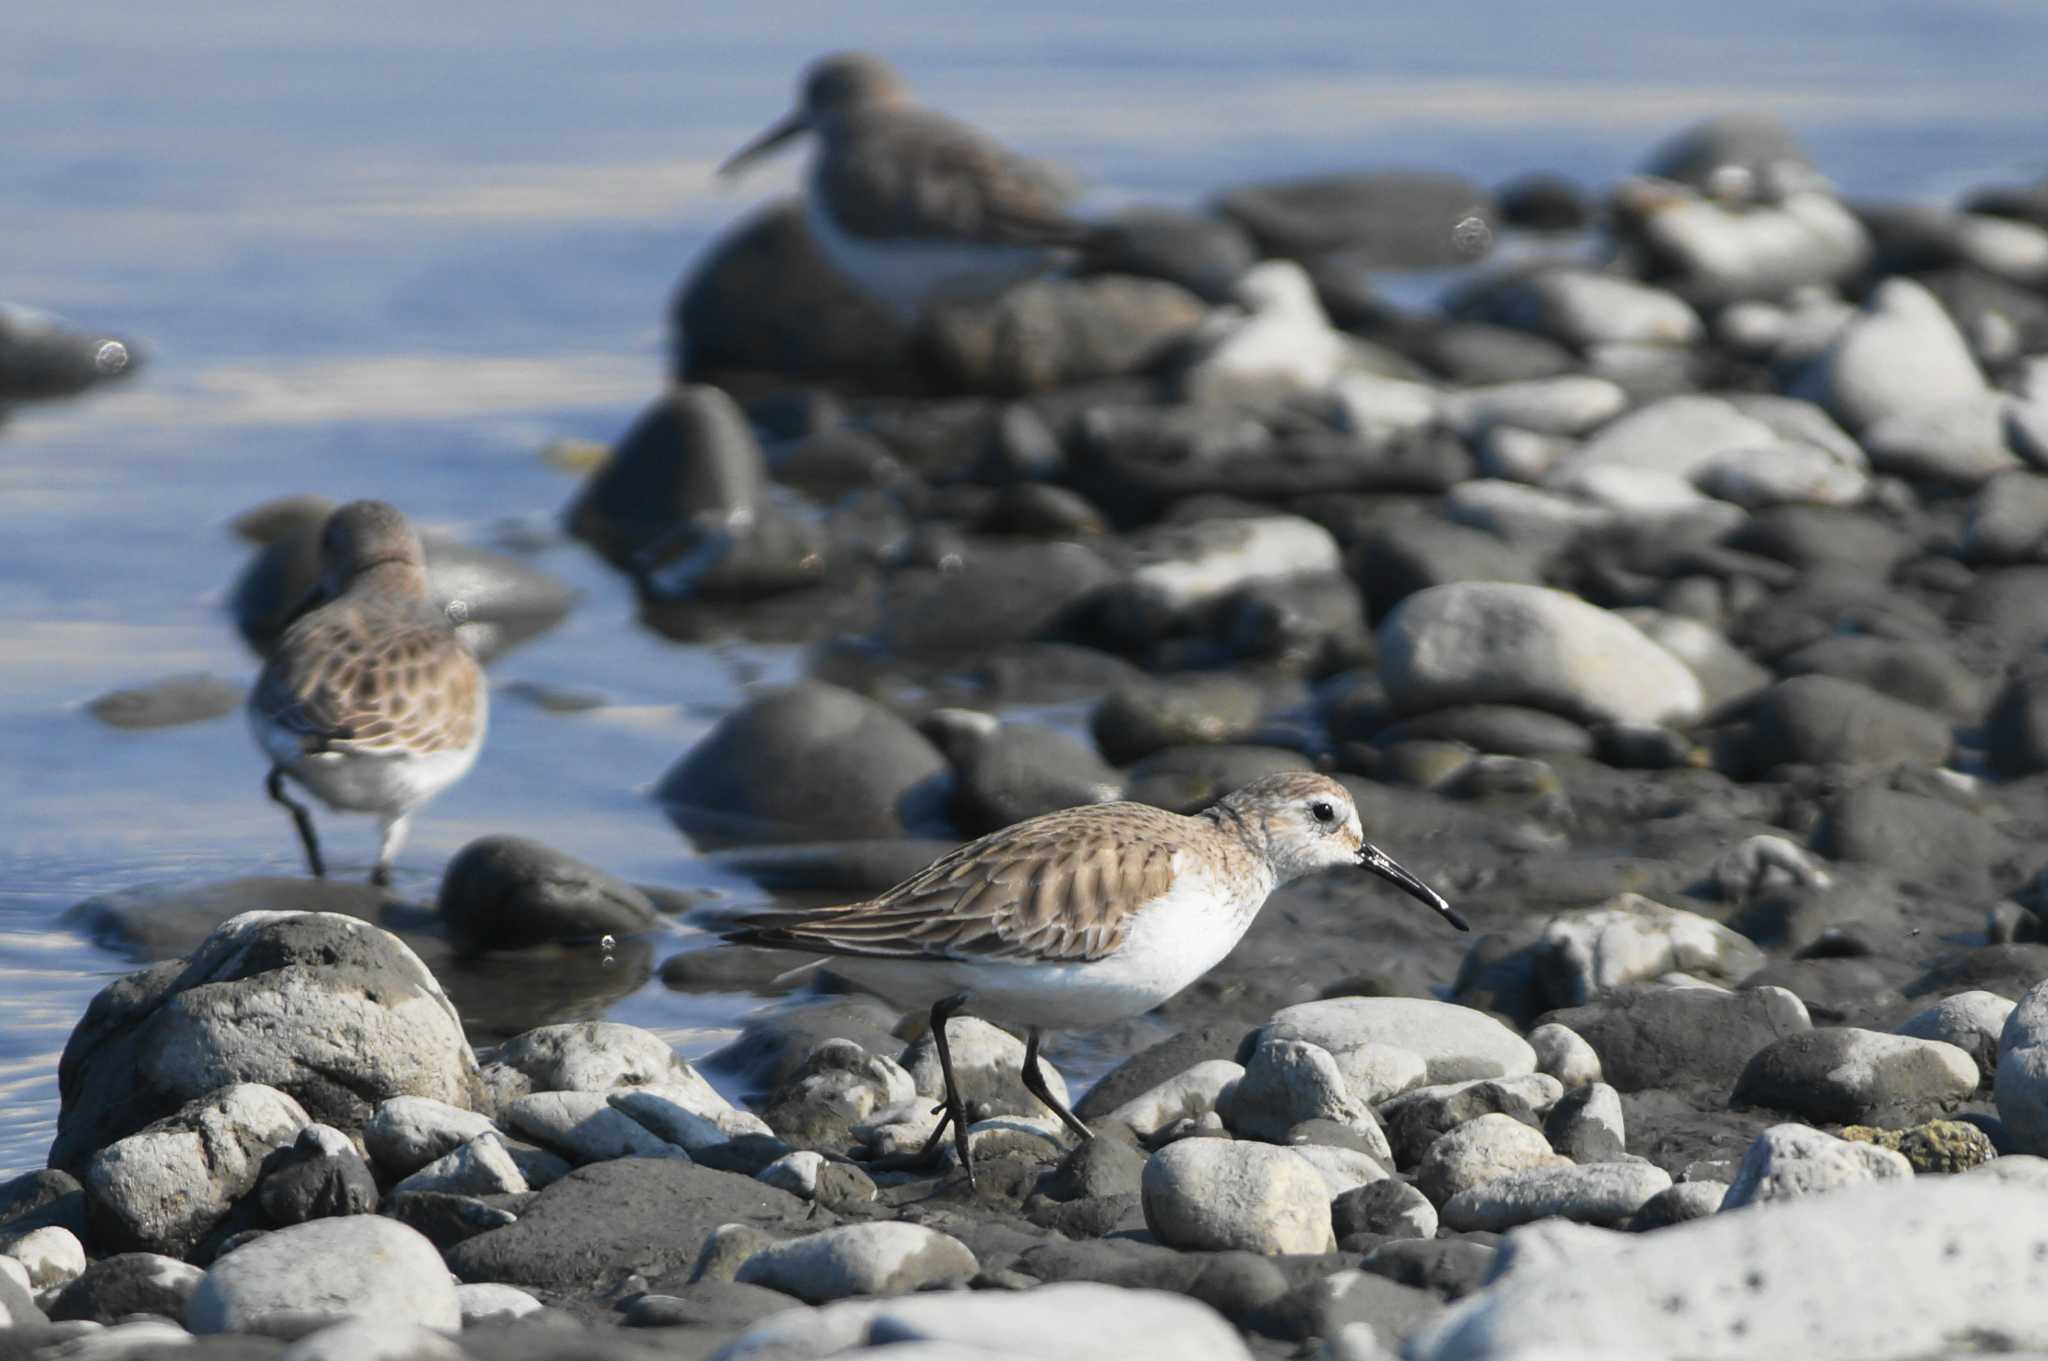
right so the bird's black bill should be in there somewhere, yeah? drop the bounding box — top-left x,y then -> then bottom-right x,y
1358,843 -> 1468,932
719,111 -> 807,177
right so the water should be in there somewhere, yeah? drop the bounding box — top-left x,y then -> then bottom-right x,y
4,1 -> 2046,1179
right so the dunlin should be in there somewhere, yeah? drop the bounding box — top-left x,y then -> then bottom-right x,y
247,501 -> 487,886
728,771 -> 1463,1182
720,51 -> 1093,319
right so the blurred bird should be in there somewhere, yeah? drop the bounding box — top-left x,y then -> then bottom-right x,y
720,51 -> 1094,319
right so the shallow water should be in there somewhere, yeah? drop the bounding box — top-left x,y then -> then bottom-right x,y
4,0 -> 2046,1178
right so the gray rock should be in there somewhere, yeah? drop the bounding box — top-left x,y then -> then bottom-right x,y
716,1280 -> 1252,1361
1718,674 -> 1954,778
1289,1144 -> 1393,1197
0,301 -> 140,403
755,1150 -> 827,1200
186,1216 -> 457,1335
256,1123 -> 379,1226
3,1224 -> 84,1291
1414,1113 -> 1566,1205
941,717 -> 1122,836
734,1222 -> 977,1303
1964,470 -> 2048,562
1544,1083 -> 1626,1163
1864,391 -> 2023,486
920,275 -> 1206,395
1552,393 -> 1779,489
1441,1159 -> 1671,1231
1539,984 -> 1811,1092
1141,1140 -> 1335,1254
1898,990 -> 2014,1083
1776,635 -> 1984,722
1720,1123 -> 1913,1209
0,1258 -> 36,1327
1791,277 -> 1987,434
759,1037 -> 918,1151
1085,515 -> 1344,651
1333,1178 -> 1439,1242
1527,1024 -> 1602,1089
1087,205 -> 1256,303
1735,1028 -> 1978,1125
1265,998 -> 1535,1085
1537,893 -> 1765,1007
1216,168 -> 1494,265
1628,1179 -> 1727,1229
51,911 -> 485,1176
1458,267 -> 1702,349
1617,177 -> 1869,302
500,1091 -> 688,1164
1414,1179 -> 2048,1360
1379,582 -> 1704,728
444,1157 -> 806,1292
392,1131 -> 527,1197
482,1019 -> 719,1099
656,682 -> 949,845
1998,978 -> 2048,1155
1438,375 -> 1627,437
902,1016 -> 1069,1122
362,1097 -> 496,1178
1816,786 -> 2010,893
1330,1043 -> 1429,1105
86,673 -> 244,730
611,1082 -> 776,1155
1378,1075 -> 1564,1169
1222,1037 -> 1380,1151
46,1252 -> 203,1325
436,836 -> 657,953
1642,112 -> 1820,199
85,1083 -> 308,1257
674,199 -> 913,387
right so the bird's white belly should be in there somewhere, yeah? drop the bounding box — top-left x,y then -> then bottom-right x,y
829,864 -> 1271,1031
802,194 -> 1056,319
249,707 -> 484,816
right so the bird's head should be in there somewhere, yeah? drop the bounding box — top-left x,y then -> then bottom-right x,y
720,51 -> 908,177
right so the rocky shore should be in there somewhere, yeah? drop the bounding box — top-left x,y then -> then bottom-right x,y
22,110 -> 2048,1358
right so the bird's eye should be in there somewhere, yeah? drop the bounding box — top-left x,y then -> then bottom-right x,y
1311,801 -> 1336,824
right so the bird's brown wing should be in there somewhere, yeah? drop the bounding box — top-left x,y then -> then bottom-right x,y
253,600 -> 483,755
728,802 -> 1189,964
823,107 -> 1092,249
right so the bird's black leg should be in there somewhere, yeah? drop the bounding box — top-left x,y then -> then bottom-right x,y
1024,1026 -> 1093,1142
912,993 -> 976,1187
267,767 -> 325,879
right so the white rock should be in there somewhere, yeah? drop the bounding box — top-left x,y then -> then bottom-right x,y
1223,1037 -> 1378,1146
610,1082 -> 775,1153
1956,212 -> 2048,283
734,1222 -> 977,1303
1268,997 -> 1535,1084
1964,471 -> 2048,562
1527,1024 -> 1603,1089
1999,978 -> 2048,1155
1694,441 -> 1870,508
0,1254 -> 30,1302
1483,269 -> 1702,348
1720,1123 -> 1912,1209
1898,990 -> 2014,1083
1379,582 -> 1705,729
714,1281 -> 1252,1361
1724,392 -> 1866,464
1290,1144 -> 1393,1197
1329,1042 -> 1429,1104
1440,376 -> 1629,437
1546,1082 -> 1627,1163
1710,833 -> 1833,902
937,1115 -> 1070,1169
1142,1139 -> 1336,1254
1442,480 -> 1613,548
2,1224 -> 86,1291
1618,611 -> 1774,709
757,1150 -> 827,1199
1557,394 -> 1780,484
500,1090 -> 689,1163
391,1130 -> 527,1197
1441,1160 -> 1672,1231
281,1318 -> 465,1361
1331,370 -> 1443,439
1119,515 -> 1343,616
86,1082 -> 310,1257
41,1320 -> 192,1353
1791,276 -> 1987,433
1863,391 -> 2023,485
1537,893 -> 1766,1007
1475,425 -> 1576,482
1966,1153 -> 2048,1190
901,1015 -> 1071,1118
362,1095 -> 497,1178
1626,184 -> 1870,300
1103,1060 -> 1244,1141
1416,1113 -> 1568,1205
455,1281 -> 544,1327
1548,462 -> 1732,520
186,1216 -> 458,1334
1412,1179 -> 2048,1361
1183,261 -> 1349,404
483,1020 -> 711,1100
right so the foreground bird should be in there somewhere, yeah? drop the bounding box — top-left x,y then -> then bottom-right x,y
719,50 -> 1093,319
247,500 -> 487,886
727,771 -> 1463,1182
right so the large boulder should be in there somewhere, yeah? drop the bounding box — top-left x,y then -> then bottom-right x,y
654,681 -> 950,845
50,911 -> 486,1176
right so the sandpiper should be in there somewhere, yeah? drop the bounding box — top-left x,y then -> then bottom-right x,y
727,771 -> 1463,1183
247,501 -> 487,887
719,51 -> 1094,319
